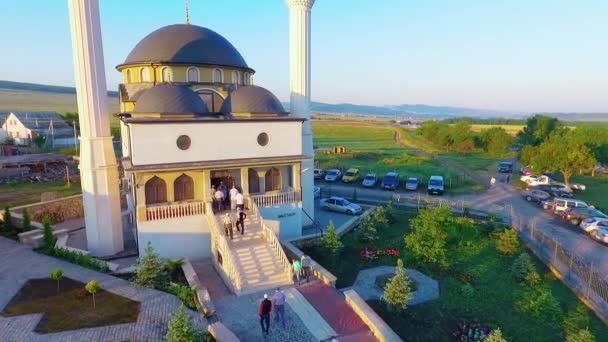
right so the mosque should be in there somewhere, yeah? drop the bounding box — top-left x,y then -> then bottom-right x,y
68,0 -> 316,294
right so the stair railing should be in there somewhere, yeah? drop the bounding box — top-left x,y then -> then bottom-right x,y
302,207 -> 324,238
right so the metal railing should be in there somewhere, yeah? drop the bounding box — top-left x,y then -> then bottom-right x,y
250,190 -> 300,208
203,201 -> 242,292
145,201 -> 205,221
248,196 -> 292,282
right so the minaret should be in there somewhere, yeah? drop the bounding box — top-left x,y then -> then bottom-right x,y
286,0 -> 315,219
67,0 -> 123,256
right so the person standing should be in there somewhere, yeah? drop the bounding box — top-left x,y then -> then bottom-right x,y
214,188 -> 225,212
229,184 -> 239,211
272,288 -> 286,328
222,213 -> 233,240
259,293 -> 272,335
506,174 -> 511,184
236,208 -> 247,235
292,258 -> 302,285
300,254 -> 311,283
235,191 -> 245,211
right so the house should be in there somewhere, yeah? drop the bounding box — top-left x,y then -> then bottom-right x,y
0,111 -> 77,147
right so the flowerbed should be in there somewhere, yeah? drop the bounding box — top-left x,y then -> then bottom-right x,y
359,247 -> 399,262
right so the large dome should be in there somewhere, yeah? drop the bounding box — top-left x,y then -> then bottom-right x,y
121,24 -> 252,71
133,84 -> 209,115
221,86 -> 286,115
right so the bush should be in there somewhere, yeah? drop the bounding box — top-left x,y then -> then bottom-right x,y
516,285 -> 562,321
85,280 -> 100,308
565,328 -> 595,342
563,304 -> 591,336
21,208 -> 31,231
41,216 -> 56,252
525,271 -> 541,286
484,328 -> 507,342
166,305 -> 197,342
50,268 -> 63,293
384,201 -> 397,223
132,241 -> 169,289
511,253 -> 536,282
373,206 -> 389,231
44,247 -> 110,273
382,259 -> 412,312
357,215 -> 377,242
165,258 -> 186,281
404,206 -> 450,269
320,221 -> 343,257
3,206 -> 14,232
164,282 -> 198,310
496,228 -> 519,256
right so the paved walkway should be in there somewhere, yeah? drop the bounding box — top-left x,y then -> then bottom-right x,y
0,237 -> 205,342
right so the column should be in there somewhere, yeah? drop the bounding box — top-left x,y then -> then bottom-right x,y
68,0 -> 123,256
240,167 -> 249,195
257,170 -> 267,194
202,170 -> 211,201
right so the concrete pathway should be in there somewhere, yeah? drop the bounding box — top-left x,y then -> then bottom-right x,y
0,237 -> 205,342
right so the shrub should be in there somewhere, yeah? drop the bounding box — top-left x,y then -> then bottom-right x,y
517,286 -> 562,321
21,208 -> 31,231
41,216 -> 56,252
563,304 -> 591,336
165,258 -> 185,281
132,241 -> 169,289
3,206 -> 14,232
525,271 -> 541,286
320,221 -> 343,257
382,259 -> 412,312
404,206 -> 450,269
85,280 -> 100,308
511,253 -> 536,282
565,328 -> 595,342
166,305 -> 197,342
164,282 -> 198,310
373,206 -> 389,230
496,228 -> 519,255
45,247 -> 110,273
50,268 -> 63,293
384,201 -> 397,223
484,328 -> 507,342
357,215 -> 377,242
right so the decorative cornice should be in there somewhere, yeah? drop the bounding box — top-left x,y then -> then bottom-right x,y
285,0 -> 315,9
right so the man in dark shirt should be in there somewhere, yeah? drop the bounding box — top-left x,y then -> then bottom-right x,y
259,293 -> 272,335
236,209 -> 247,234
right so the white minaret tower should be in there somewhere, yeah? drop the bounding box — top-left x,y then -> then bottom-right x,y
67,0 -> 124,256
287,0 -> 315,219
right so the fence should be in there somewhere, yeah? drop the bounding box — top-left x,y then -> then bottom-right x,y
509,207 -> 608,325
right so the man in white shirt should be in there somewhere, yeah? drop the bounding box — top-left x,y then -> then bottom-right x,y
229,185 -> 239,211
235,192 -> 245,210
214,189 -> 225,212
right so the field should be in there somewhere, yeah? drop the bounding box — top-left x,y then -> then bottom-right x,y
470,124 -> 525,135
556,174 -> 608,210
300,210 -> 608,341
0,89 -> 119,116
312,121 -> 480,193
0,181 -> 82,207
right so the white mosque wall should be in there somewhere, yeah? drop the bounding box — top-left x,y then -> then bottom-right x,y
128,121 -> 302,166
259,202 -> 303,241
137,215 -> 211,259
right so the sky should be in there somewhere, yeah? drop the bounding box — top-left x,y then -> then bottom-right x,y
0,0 -> 607,113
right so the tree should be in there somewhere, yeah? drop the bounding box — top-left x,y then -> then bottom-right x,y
566,328 -> 595,342
484,328 -> 507,342
166,305 -> 197,342
571,126 -> 608,176
517,114 -> 561,146
320,221 -> 343,256
2,206 -> 14,232
519,145 -> 538,167
404,206 -> 450,269
476,127 -> 515,157
21,208 -> 31,232
382,259 -> 412,312
356,215 -> 377,242
132,241 -> 168,289
50,268 -> 63,293
32,134 -> 46,148
85,280 -> 100,308
531,130 -> 596,191
563,304 -> 591,337
383,201 -> 397,224
372,206 -> 389,231
496,228 -> 519,256
41,216 -> 56,252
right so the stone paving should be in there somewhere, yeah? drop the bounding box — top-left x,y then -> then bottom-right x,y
0,237 -> 205,342
351,266 -> 439,305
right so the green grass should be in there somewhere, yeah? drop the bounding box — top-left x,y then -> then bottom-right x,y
1,277 -> 140,333
300,211 -> 608,341
0,181 -> 82,207
563,174 -> 608,210
0,89 -> 119,117
312,121 -> 479,192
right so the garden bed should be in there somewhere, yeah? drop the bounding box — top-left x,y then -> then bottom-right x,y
1,277 -> 140,333
300,210 -> 608,341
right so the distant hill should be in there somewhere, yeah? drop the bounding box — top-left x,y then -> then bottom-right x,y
0,80 -> 118,97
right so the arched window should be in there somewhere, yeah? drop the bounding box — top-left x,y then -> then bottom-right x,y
187,67 -> 199,83
145,176 -> 167,205
126,69 -> 132,83
231,71 -> 240,85
265,168 -> 281,192
161,67 -> 173,82
248,169 -> 260,194
243,72 -> 249,85
174,174 -> 194,201
213,68 -> 223,83
140,67 -> 150,82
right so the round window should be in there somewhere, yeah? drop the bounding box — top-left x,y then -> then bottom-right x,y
176,135 -> 191,150
257,132 -> 269,146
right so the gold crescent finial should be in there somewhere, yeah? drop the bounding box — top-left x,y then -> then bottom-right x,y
185,0 -> 190,24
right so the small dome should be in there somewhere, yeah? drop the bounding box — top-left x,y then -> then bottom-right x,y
121,24 -> 252,71
221,86 -> 286,115
134,84 -> 208,114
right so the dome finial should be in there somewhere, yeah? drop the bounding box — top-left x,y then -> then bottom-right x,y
185,0 -> 190,24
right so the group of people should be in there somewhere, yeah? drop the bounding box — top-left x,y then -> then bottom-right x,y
212,182 -> 245,213
222,208 -> 247,240
258,288 -> 286,336
292,254 -> 311,285
490,174 -> 511,186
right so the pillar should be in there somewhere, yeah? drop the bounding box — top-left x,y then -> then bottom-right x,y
68,0 -> 123,256
257,170 -> 267,194
240,167 -> 249,195
202,170 -> 211,201
286,0 -> 315,219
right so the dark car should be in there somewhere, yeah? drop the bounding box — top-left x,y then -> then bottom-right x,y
381,172 -> 400,190
498,161 -> 514,173
534,185 -> 574,198
562,207 -> 608,226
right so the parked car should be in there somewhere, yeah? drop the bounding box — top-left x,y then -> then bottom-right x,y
320,196 -> 362,215
342,168 -> 360,183
381,172 -> 400,190
580,217 -> 608,234
498,161 -> 514,173
520,166 -> 533,176
522,188 -> 551,203
313,168 -> 324,180
534,185 -> 574,198
562,207 -> 606,225
405,177 -> 419,191
313,186 -> 320,198
593,227 -> 608,244
362,173 -> 377,187
324,169 -> 342,182
428,175 -> 445,195
552,198 -> 589,214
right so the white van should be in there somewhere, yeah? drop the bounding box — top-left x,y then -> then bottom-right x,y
427,175 -> 444,195
552,198 -> 588,214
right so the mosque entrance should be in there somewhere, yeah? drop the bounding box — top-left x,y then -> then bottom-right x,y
210,169 -> 241,193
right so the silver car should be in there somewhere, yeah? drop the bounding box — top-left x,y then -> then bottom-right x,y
405,177 -> 418,191
320,196 -> 362,215
313,186 -> 321,198
324,169 -> 342,182
362,173 -> 377,187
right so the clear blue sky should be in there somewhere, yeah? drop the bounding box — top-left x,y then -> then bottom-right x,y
1,0 -> 607,112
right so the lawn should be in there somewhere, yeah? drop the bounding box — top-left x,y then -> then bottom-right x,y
300,210 -> 608,341
312,121 -> 480,193
470,124 -> 525,136
561,174 -> 608,210
1,277 -> 140,333
0,181 -> 82,207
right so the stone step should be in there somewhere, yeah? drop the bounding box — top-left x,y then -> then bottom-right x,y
284,287 -> 337,341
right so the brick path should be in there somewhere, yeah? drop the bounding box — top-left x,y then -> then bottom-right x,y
0,237 -> 205,342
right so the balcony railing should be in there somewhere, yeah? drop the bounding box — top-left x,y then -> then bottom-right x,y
145,201 -> 205,221
250,190 -> 300,208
